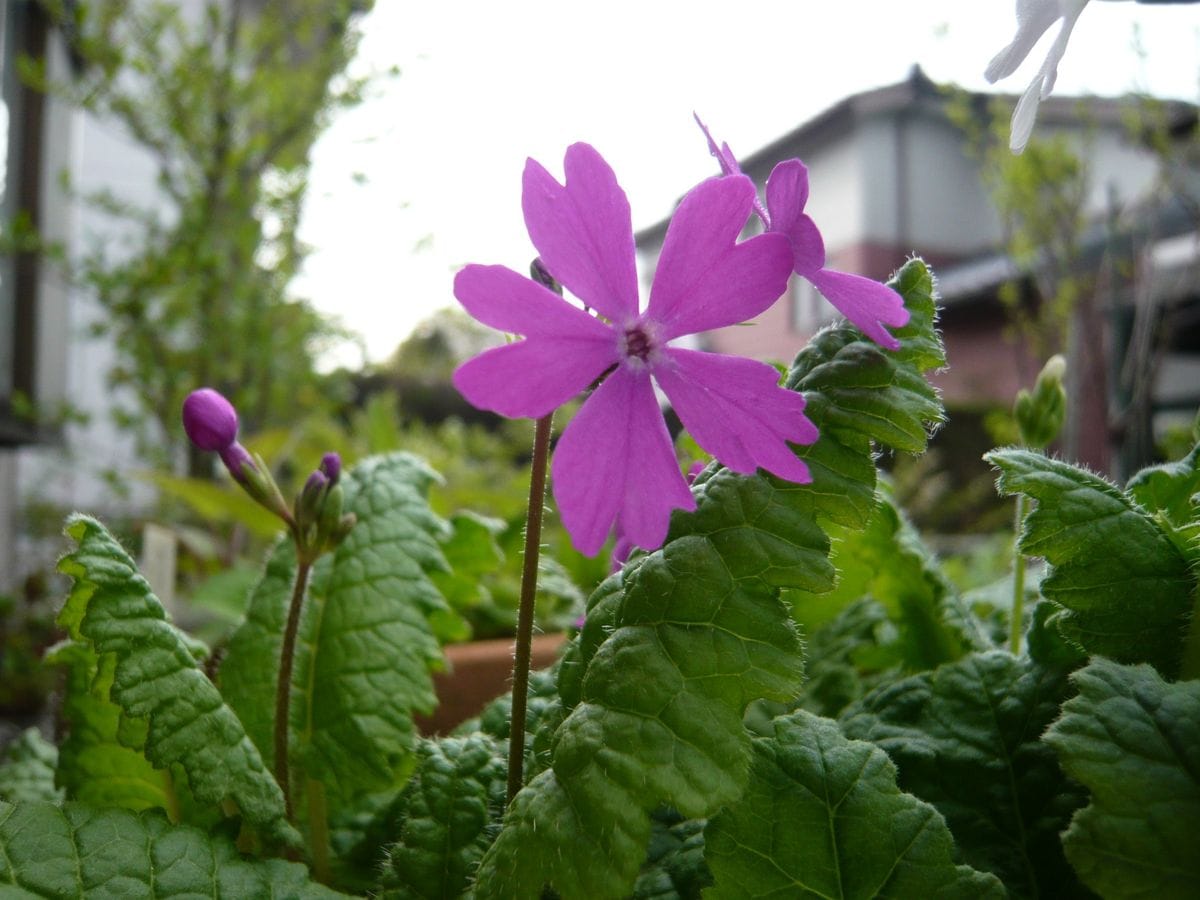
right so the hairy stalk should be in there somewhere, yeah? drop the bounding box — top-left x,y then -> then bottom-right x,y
507,413 -> 553,805
276,558 -> 312,818
1010,495 -> 1027,655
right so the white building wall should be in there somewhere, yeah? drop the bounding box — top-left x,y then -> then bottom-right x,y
801,130 -> 864,252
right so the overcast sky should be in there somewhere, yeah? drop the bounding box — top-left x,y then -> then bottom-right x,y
295,0 -> 1200,368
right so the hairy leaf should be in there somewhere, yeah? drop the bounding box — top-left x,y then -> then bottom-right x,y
472,260 -> 946,898
1044,658 -> 1200,899
632,809 -> 711,899
988,449 -> 1195,677
220,453 -> 453,834
0,729 -> 62,805
1125,442 -> 1200,549
706,711 -> 1004,898
57,516 -> 295,845
0,800 -> 346,897
841,650 -> 1086,898
46,640 -> 172,814
377,733 -> 507,899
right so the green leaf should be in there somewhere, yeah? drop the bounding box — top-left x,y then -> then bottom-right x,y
0,729 -> 62,805
220,453 -> 453,830
793,482 -> 979,674
56,516 -> 295,846
1126,442 -> 1200,548
376,733 -> 507,899
841,650 -> 1087,898
1043,658 -> 1200,899
145,471 -> 282,538
473,259 -> 947,899
631,809 -> 711,899
0,800 -> 348,898
705,711 -> 1004,899
45,640 -> 172,814
988,449 -> 1196,677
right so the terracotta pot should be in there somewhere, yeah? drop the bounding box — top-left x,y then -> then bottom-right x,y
415,633 -> 567,736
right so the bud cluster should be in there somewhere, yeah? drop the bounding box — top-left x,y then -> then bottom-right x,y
182,387 -> 355,562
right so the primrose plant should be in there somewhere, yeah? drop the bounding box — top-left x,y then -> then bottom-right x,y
2,131 -> 1199,900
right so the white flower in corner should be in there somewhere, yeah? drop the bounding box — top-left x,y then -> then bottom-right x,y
986,0 -> 1117,153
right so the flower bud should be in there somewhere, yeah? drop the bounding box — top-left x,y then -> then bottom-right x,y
319,452 -> 341,485
296,470 -> 330,526
219,442 -> 255,484
530,257 -> 562,295
182,388 -> 239,451
1015,354 -> 1067,450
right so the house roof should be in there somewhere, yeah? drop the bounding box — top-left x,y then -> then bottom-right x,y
635,65 -> 1198,249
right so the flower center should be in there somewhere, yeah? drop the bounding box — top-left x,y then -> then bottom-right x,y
620,322 -> 660,370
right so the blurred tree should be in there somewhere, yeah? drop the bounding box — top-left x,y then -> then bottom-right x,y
29,0 -> 374,473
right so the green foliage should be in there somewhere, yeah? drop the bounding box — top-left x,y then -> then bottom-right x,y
1044,659 -> 1200,900
56,515 -> 296,846
31,0 -> 372,462
470,259 -> 946,898
632,810 -> 711,899
705,711 -> 1004,899
988,448 -> 1197,677
0,730 -> 62,805
0,800 -> 347,898
1126,442 -> 1200,548
1014,354 -> 1067,450
841,651 -> 1087,897
376,734 -> 507,899
220,454 -> 456,846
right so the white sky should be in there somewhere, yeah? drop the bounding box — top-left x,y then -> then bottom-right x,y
296,0 -> 1200,368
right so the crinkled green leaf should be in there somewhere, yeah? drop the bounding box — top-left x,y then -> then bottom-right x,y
0,729 -> 62,805
841,650 -> 1087,898
1125,442 -> 1200,548
631,809 -> 711,899
473,260 -> 946,899
45,640 -> 172,814
1043,658 -> 1200,900
220,453 -> 453,832
377,733 -> 507,899
56,516 -> 295,845
988,449 -> 1196,677
792,482 -> 978,673
429,511 -> 505,640
706,711 -> 1004,899
0,800 -> 347,898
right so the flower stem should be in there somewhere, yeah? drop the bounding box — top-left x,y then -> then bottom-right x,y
276,558 -> 312,819
507,413 -> 553,805
1009,495 -> 1028,656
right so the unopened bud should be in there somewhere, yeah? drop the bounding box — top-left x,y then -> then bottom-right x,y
296,470 -> 329,526
1015,354 -> 1067,450
183,388 -> 239,451
319,452 -> 342,485
219,442 -> 255,484
530,258 -> 562,295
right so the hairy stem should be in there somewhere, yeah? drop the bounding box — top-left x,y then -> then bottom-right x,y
1010,495 -> 1028,656
276,559 -> 312,819
507,413 -> 553,805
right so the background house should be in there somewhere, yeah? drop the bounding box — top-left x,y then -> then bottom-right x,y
636,66 -> 1200,482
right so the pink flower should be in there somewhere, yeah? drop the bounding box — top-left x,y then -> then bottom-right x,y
696,117 -> 910,350
453,143 -> 817,556
182,387 -> 239,452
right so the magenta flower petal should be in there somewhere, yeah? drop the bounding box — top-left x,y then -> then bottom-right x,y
552,368 -> 695,556
807,269 -> 910,351
694,113 -> 742,178
656,348 -> 816,484
453,335 -> 618,419
522,143 -> 640,324
647,176 -> 792,339
765,160 -> 826,275
454,264 -> 612,339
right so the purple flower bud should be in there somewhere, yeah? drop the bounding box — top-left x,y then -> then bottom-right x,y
219,442 -> 254,483
304,470 -> 329,495
182,388 -> 239,451
319,452 -> 341,485
529,257 -> 562,295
